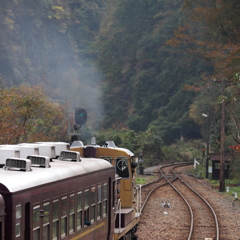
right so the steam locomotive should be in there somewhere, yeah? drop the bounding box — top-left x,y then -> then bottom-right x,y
0,140 -> 140,240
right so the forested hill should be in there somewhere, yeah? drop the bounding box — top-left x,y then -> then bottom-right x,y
1,0 -> 239,144
96,0 -> 209,142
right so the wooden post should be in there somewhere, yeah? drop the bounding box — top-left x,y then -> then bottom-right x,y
219,79 -> 225,192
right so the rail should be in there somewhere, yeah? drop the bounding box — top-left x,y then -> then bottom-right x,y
176,174 -> 219,240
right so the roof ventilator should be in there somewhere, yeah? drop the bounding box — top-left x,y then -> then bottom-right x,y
3,158 -> 32,171
71,140 -> 84,148
58,150 -> 81,162
27,155 -> 51,168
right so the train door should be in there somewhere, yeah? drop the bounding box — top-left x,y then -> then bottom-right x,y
25,202 -> 31,240
0,195 -> 5,240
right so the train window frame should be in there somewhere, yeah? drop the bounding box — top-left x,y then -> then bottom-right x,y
52,199 -> 59,240
116,157 -> 129,178
84,189 -> 90,227
103,183 -> 108,217
90,187 -> 96,223
69,193 -> 75,234
61,196 -> 68,239
97,185 -> 102,220
77,191 -> 82,230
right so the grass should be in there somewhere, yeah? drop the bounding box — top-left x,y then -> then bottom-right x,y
188,165 -> 240,199
188,164 -> 206,178
135,177 -> 147,184
135,175 -> 157,185
210,178 -> 240,198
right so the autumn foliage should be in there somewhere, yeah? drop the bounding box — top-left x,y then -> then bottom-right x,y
168,0 -> 240,80
0,85 -> 68,144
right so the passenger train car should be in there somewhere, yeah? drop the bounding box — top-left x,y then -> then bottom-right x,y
0,141 -> 140,240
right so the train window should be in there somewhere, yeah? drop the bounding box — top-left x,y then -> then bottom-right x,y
53,200 -> 59,220
69,194 -> 75,213
43,202 -> 50,224
33,205 -> 40,228
52,222 -> 58,240
15,204 -> 21,237
77,192 -> 82,230
43,202 -> 50,240
16,223 -> 20,237
84,190 -> 89,208
90,188 -> 96,223
103,184 -> 108,199
61,218 -> 67,239
84,190 -> 90,227
61,197 -> 68,216
61,197 -> 68,238
33,229 -> 40,240
43,225 -> 50,240
33,205 -> 40,240
97,186 -> 102,220
69,194 -> 75,234
103,184 -> 108,217
116,157 -> 129,178
16,204 -> 21,218
52,200 -> 59,240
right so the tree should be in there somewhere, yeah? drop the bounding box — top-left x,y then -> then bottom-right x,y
0,85 -> 68,143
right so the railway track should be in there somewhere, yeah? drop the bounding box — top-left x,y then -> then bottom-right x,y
139,163 -> 191,212
137,163 -> 220,240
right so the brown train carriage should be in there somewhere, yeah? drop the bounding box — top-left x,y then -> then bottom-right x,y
0,156 -> 115,240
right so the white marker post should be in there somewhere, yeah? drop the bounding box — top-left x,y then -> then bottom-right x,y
194,158 -> 200,169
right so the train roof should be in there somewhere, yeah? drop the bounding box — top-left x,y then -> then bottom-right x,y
71,141 -> 134,157
0,158 -> 113,193
115,147 -> 134,157
104,141 -> 134,157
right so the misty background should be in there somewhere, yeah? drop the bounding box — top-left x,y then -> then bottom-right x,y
2,0 -> 239,149
0,0 -> 105,131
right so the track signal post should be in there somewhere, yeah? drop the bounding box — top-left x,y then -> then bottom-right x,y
75,108 -> 87,126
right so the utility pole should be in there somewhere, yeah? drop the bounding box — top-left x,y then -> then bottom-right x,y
219,79 -> 226,192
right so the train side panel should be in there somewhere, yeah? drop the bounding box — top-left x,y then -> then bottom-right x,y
0,159 -> 115,240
